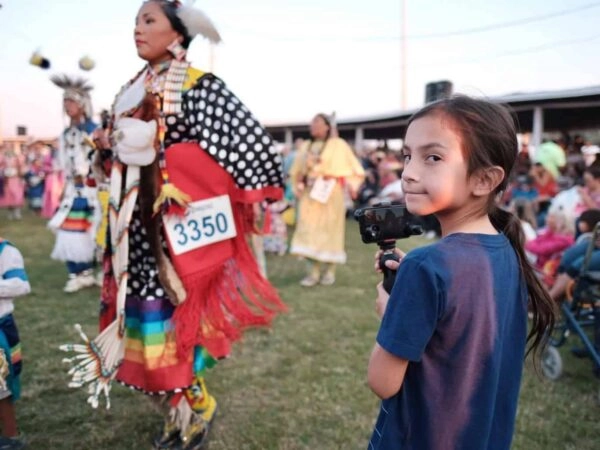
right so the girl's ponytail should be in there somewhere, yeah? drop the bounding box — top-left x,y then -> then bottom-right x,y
490,205 -> 557,359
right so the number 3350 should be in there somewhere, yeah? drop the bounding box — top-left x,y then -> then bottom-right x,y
172,213 -> 229,246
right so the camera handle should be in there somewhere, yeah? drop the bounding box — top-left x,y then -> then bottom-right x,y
378,241 -> 400,294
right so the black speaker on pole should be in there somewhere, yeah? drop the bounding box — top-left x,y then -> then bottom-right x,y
425,80 -> 453,103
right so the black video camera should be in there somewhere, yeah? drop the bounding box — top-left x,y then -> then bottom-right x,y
354,202 -> 422,293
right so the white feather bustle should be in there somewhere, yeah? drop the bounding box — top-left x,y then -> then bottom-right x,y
177,0 -> 222,44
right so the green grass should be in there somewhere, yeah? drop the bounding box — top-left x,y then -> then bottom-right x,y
1,210 -> 600,449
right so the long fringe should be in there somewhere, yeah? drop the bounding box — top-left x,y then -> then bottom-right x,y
59,321 -> 125,409
0,349 -> 8,391
170,395 -> 195,437
172,229 -> 287,359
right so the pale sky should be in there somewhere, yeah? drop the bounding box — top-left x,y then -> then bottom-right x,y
1,0 -> 600,138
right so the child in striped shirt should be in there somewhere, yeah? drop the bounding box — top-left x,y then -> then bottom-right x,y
0,237 -> 30,449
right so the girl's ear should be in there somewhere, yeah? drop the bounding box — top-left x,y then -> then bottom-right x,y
471,166 -> 505,197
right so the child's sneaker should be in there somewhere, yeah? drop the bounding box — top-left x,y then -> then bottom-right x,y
78,270 -> 97,289
63,275 -> 81,293
63,272 -> 96,293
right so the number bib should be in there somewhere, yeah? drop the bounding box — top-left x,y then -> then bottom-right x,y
163,195 -> 238,255
309,177 -> 336,204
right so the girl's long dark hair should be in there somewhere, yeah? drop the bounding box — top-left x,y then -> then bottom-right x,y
409,96 -> 557,360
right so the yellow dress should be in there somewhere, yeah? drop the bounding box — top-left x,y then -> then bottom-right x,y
95,189 -> 110,249
289,138 -> 365,263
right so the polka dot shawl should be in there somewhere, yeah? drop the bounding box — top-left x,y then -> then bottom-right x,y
163,73 -> 283,196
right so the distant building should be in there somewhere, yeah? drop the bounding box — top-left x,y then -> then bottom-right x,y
0,135 -> 58,153
0,135 -> 30,154
266,84 -> 600,151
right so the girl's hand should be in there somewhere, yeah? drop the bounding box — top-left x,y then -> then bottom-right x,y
375,282 -> 390,319
373,246 -> 405,272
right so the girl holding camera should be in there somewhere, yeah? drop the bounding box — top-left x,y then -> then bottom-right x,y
367,96 -> 555,449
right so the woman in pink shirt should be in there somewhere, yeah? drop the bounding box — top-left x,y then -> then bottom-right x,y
525,210 -> 574,269
575,165 -> 600,217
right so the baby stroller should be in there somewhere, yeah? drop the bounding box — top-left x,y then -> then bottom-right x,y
542,223 -> 600,400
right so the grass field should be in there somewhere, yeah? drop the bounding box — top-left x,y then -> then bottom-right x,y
1,210 -> 600,449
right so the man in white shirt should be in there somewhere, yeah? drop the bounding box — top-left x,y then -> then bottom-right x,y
369,167 -> 404,205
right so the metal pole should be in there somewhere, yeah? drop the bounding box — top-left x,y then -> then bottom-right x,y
355,127 -> 364,153
401,0 -> 407,110
285,129 -> 293,149
531,106 -> 544,153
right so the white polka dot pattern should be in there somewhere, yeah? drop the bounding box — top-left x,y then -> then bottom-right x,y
163,74 -> 283,192
124,75 -> 284,301
126,204 -> 171,298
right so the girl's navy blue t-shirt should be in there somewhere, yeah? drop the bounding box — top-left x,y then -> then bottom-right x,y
369,233 -> 528,450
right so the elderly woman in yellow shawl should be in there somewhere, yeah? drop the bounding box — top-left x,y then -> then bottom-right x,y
289,113 -> 365,286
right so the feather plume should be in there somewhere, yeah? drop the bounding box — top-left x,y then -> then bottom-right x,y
177,0 -> 221,44
50,74 -> 93,94
51,74 -> 94,118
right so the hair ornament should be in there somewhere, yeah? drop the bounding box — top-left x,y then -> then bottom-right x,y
175,0 -> 222,44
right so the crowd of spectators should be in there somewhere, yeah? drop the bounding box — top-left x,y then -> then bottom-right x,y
501,135 -> 600,312
5,132 -> 600,271
0,141 -> 61,220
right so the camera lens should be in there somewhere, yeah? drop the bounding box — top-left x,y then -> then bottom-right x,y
368,225 -> 380,239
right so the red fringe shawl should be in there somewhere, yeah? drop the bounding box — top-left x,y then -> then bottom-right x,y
165,143 -> 286,359
99,143 -> 287,358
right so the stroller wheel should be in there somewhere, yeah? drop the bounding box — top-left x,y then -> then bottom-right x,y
542,346 -> 563,381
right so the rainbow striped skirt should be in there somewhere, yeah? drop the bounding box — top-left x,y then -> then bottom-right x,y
116,296 -> 215,394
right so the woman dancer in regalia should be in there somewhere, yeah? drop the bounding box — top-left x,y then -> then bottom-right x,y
61,2 -> 286,449
48,75 -> 100,293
